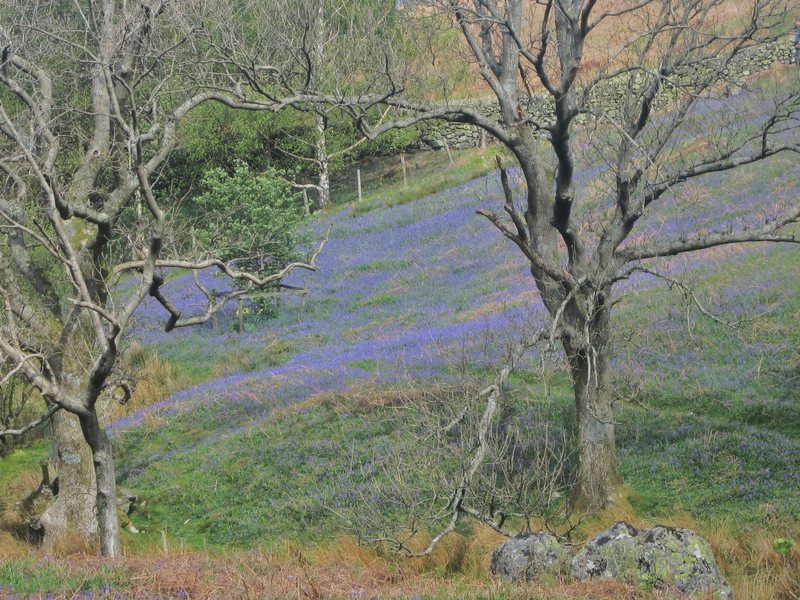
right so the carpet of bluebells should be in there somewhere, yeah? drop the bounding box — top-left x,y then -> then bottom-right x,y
107,93 -> 800,545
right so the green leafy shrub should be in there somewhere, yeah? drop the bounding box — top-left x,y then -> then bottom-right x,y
192,162 -> 302,282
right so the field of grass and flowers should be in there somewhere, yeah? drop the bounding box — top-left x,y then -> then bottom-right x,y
2,80 -> 800,598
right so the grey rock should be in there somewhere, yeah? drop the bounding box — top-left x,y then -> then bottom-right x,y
639,525 -> 732,599
571,521 -> 732,599
116,487 -> 138,516
491,532 -> 570,583
571,521 -> 641,582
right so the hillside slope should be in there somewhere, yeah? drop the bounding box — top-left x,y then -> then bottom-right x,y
110,134 -> 800,549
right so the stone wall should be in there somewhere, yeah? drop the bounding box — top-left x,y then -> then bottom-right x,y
405,41 -> 795,152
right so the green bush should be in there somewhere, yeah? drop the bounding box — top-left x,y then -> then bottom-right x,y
192,162 -> 302,278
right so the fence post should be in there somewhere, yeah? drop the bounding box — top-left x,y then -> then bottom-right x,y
442,138 -> 454,166
357,168 -> 362,202
400,154 -> 408,188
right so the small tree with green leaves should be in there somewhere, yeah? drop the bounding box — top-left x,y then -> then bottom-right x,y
193,162 -> 302,278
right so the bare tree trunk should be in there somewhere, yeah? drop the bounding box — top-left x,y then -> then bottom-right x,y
313,0 -> 330,210
563,307 -> 623,513
40,409 -> 97,552
79,411 -> 121,557
315,112 -> 331,209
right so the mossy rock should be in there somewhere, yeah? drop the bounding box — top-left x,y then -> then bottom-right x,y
570,521 -> 641,582
491,531 -> 571,583
639,526 -> 732,599
571,522 -> 732,599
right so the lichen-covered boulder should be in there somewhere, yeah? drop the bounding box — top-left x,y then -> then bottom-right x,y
570,521 -> 641,582
491,532 -> 570,583
639,526 -> 732,598
571,522 -> 732,599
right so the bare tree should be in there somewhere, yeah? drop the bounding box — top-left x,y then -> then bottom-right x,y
231,0 -> 800,512
0,0 -> 325,556
331,327 -> 577,556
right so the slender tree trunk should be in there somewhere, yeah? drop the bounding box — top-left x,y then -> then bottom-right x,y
40,409 -> 98,552
315,112 -> 330,209
313,0 -> 330,210
563,306 -> 623,513
79,410 -> 121,557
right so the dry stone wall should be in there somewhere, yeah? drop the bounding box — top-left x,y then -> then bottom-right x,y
405,42 -> 795,152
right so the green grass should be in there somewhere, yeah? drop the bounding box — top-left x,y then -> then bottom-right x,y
0,440 -> 49,515
147,333 -> 294,383
0,558 -> 123,593
347,358 -> 384,372
114,401 -> 400,548
352,290 -> 401,309
614,244 -> 800,436
351,258 -> 416,273
0,441 -> 48,492
331,146 -> 511,215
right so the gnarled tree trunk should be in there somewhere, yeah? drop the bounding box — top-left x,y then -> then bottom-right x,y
563,314 -> 623,513
40,410 -> 97,553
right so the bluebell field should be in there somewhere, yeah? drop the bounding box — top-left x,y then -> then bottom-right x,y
109,90 -> 800,544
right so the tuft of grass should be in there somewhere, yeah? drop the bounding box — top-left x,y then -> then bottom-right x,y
351,258 -> 416,273
352,290 -> 401,309
210,338 -> 294,378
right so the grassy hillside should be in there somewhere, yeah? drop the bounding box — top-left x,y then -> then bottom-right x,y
2,91 -> 800,598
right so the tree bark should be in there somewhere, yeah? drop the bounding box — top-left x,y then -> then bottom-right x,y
79,411 -> 121,557
562,303 -> 623,513
315,112 -> 331,209
313,1 -> 330,210
40,409 -> 98,553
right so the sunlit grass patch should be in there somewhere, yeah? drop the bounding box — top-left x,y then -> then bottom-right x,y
350,258 -> 416,274
0,556 -> 125,593
0,441 -> 49,559
346,147 -> 511,216
352,289 -> 402,309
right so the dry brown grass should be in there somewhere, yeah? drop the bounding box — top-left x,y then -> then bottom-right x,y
0,530 -> 31,560
0,544 -> 666,599
0,471 -> 42,554
106,344 -> 188,423
700,517 -> 800,600
46,527 -> 98,557
1,519 -> 797,598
